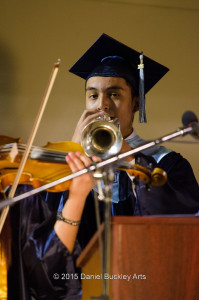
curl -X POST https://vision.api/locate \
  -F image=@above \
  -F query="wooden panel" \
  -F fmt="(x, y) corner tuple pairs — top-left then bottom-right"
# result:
(77, 216), (199, 300)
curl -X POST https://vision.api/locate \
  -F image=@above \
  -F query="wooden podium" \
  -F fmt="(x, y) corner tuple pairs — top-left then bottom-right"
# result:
(77, 216), (199, 300)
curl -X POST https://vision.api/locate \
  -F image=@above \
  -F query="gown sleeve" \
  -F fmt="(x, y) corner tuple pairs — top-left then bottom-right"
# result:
(8, 185), (82, 300)
(134, 152), (199, 215)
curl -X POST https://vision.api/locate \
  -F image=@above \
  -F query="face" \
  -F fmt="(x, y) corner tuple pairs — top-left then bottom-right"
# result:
(85, 76), (138, 138)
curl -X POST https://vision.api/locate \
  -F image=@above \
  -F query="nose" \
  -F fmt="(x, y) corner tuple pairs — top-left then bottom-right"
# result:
(97, 95), (110, 112)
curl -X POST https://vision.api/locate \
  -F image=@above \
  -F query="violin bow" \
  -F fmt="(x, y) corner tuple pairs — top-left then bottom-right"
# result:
(0, 59), (61, 233)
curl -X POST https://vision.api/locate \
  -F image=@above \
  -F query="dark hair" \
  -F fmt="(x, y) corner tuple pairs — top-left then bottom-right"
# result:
(124, 78), (139, 101)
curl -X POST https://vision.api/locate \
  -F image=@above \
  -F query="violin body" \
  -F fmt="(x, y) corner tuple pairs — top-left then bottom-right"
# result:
(0, 135), (167, 194)
(0, 135), (84, 193)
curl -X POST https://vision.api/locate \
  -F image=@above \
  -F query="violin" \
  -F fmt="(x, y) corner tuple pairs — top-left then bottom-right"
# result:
(0, 135), (85, 193)
(0, 135), (167, 194)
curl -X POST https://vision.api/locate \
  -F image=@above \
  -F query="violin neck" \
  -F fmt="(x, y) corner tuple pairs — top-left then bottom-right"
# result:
(0, 143), (67, 164)
(30, 146), (67, 163)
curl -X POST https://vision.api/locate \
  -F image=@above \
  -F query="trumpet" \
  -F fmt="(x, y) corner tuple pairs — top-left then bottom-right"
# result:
(81, 114), (123, 159)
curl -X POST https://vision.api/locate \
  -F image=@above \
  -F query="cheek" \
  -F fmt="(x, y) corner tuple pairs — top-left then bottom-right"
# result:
(86, 99), (97, 110)
(118, 102), (134, 121)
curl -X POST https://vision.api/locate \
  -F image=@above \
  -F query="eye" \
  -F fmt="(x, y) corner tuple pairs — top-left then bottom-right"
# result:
(89, 93), (98, 100)
(109, 92), (120, 98)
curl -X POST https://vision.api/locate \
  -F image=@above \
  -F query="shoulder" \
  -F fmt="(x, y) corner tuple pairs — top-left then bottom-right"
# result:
(158, 151), (193, 173)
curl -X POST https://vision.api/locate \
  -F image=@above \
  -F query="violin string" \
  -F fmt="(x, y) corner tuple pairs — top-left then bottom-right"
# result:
(0, 143), (67, 157)
(0, 143), (68, 161)
(19, 144), (68, 160)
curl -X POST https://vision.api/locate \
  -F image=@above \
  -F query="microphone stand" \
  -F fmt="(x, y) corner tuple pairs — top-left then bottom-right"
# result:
(90, 167), (115, 300)
(89, 125), (196, 300)
(102, 167), (114, 299)
(0, 125), (194, 211)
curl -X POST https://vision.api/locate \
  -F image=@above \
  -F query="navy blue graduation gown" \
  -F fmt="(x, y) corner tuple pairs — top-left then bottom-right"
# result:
(7, 151), (199, 300)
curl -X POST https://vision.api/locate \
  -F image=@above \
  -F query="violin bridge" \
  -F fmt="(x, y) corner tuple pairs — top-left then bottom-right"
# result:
(9, 143), (18, 163)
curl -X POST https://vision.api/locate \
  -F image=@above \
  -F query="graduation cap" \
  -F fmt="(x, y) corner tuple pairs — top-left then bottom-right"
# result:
(69, 33), (169, 123)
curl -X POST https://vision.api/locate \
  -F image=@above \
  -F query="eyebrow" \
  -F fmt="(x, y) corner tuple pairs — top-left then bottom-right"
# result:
(86, 86), (124, 92)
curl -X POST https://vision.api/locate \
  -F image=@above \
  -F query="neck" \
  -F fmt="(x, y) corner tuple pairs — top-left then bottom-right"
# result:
(122, 128), (134, 139)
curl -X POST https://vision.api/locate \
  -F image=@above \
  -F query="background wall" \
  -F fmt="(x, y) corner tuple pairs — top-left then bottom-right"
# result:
(0, 0), (198, 181)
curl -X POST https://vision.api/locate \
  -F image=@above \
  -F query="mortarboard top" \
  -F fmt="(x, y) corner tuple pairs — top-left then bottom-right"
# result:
(69, 33), (169, 122)
(69, 33), (169, 94)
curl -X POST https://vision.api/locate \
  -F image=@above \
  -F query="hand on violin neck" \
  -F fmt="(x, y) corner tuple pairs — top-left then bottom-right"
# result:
(65, 152), (101, 199)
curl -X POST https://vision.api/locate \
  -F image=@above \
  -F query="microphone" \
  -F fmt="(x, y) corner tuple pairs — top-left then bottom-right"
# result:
(182, 111), (199, 139)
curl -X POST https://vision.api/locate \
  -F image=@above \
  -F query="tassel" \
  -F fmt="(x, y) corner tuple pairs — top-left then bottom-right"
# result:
(138, 52), (146, 123)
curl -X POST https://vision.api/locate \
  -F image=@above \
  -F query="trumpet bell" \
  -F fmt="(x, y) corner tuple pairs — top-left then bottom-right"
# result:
(81, 118), (123, 159)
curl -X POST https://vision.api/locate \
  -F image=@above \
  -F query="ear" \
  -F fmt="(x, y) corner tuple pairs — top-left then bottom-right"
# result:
(132, 96), (139, 113)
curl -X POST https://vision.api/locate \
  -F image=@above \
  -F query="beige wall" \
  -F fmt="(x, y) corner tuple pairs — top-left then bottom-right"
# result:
(0, 0), (198, 181)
